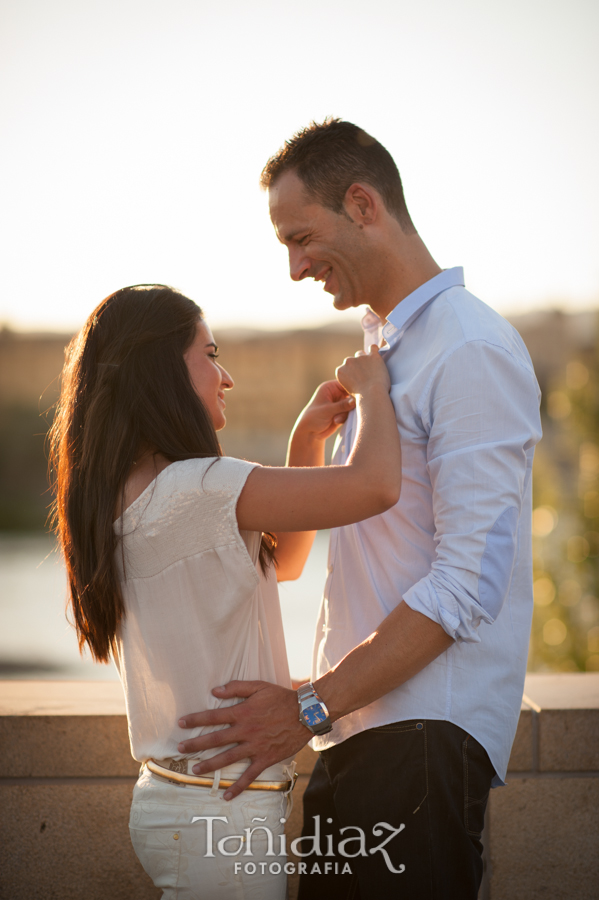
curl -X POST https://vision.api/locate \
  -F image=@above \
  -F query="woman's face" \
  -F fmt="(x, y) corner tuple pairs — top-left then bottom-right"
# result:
(184, 320), (233, 431)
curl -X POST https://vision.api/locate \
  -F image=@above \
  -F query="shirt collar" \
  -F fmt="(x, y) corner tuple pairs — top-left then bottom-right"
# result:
(361, 266), (465, 348)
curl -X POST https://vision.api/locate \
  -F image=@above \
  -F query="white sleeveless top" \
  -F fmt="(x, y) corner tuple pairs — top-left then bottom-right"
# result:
(112, 456), (291, 765)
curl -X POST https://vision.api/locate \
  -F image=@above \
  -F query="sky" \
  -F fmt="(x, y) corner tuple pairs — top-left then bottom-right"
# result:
(1, 0), (598, 333)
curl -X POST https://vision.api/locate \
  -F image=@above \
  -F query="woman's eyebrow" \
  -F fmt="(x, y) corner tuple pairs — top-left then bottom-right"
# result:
(205, 342), (219, 352)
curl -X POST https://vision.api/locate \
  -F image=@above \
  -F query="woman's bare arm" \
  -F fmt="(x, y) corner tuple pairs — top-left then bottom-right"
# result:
(236, 346), (401, 534)
(274, 380), (354, 581)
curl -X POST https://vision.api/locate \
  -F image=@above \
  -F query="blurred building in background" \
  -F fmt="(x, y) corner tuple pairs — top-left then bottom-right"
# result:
(1, 310), (598, 673)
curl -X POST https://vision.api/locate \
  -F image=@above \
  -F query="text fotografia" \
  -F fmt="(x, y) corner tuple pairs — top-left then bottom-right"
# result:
(190, 814), (406, 874)
(235, 861), (352, 876)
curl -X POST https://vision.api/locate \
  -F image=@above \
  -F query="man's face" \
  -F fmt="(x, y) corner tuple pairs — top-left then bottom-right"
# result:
(268, 170), (369, 312)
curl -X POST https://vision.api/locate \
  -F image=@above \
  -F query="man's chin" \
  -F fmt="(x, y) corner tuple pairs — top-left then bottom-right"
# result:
(332, 296), (357, 312)
(332, 292), (351, 311)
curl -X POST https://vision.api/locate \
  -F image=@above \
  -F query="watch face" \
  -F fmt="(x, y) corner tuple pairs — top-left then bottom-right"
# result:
(303, 703), (327, 727)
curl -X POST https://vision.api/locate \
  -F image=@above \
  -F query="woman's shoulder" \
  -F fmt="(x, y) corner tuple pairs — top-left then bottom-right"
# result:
(118, 456), (259, 526)
(115, 456), (263, 576)
(165, 456), (259, 494)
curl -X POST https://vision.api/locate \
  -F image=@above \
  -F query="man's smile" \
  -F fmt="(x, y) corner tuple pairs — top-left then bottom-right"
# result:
(314, 267), (333, 290)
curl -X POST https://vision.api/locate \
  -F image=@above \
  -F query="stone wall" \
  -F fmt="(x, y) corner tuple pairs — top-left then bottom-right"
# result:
(486, 673), (599, 899)
(1, 675), (597, 899)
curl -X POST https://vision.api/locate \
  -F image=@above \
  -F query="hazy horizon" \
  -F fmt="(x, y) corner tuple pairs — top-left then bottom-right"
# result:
(2, 300), (598, 338)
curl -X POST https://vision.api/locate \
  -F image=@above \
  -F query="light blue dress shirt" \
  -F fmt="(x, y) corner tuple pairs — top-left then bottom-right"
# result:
(310, 267), (542, 785)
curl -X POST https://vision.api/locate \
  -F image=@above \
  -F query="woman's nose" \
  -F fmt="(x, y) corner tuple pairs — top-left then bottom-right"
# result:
(220, 365), (234, 390)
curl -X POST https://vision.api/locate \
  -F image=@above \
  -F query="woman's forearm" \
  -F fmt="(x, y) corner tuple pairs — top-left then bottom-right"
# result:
(236, 352), (401, 534)
(345, 383), (401, 506)
(275, 431), (324, 581)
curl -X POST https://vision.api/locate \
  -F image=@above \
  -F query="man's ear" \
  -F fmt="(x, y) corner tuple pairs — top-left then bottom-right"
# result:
(344, 182), (378, 226)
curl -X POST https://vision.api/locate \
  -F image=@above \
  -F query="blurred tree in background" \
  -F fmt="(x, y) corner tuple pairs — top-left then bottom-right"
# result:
(529, 319), (599, 672)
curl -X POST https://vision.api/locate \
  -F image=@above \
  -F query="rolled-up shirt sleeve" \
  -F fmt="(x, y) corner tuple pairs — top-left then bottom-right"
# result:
(402, 339), (542, 642)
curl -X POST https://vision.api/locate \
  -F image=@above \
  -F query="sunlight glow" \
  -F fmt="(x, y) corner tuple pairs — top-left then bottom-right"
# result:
(1, 0), (597, 332)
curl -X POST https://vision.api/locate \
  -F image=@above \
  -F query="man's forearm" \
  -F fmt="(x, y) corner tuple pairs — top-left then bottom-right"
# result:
(314, 600), (453, 721)
(176, 600), (453, 799)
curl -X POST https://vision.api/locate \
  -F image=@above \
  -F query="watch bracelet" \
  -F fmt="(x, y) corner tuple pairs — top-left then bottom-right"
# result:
(297, 682), (333, 735)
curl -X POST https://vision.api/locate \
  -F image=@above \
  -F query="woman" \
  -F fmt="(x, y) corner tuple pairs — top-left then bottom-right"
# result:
(50, 284), (401, 899)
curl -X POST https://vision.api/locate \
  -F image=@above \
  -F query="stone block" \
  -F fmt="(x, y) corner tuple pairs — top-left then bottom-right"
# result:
(0, 681), (138, 777)
(0, 715), (139, 777)
(521, 673), (599, 772)
(539, 709), (599, 772)
(0, 680), (126, 716)
(489, 776), (599, 900)
(523, 673), (599, 710)
(507, 708), (533, 771)
(0, 782), (159, 900)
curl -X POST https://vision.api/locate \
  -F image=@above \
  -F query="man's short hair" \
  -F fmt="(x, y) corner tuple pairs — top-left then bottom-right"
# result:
(260, 118), (416, 234)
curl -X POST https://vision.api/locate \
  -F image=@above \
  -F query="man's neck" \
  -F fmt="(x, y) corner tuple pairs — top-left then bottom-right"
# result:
(367, 233), (442, 321)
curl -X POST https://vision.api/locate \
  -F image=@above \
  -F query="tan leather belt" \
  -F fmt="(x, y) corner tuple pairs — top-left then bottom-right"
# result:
(146, 758), (297, 793)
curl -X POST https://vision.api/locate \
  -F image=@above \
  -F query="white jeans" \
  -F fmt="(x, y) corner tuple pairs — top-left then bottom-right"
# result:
(129, 764), (293, 899)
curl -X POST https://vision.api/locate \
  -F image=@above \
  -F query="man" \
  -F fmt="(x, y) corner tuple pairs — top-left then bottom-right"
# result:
(178, 119), (542, 898)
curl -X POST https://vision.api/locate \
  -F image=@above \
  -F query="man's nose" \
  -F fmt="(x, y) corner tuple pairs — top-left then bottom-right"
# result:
(288, 245), (311, 282)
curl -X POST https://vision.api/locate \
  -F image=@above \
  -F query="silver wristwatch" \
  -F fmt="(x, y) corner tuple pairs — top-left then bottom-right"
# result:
(297, 682), (333, 735)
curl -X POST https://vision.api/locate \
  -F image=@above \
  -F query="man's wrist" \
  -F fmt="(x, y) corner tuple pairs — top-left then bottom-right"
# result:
(297, 682), (333, 735)
(311, 672), (345, 723)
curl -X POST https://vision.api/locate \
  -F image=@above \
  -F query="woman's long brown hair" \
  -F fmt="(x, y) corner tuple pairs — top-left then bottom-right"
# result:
(49, 285), (275, 663)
